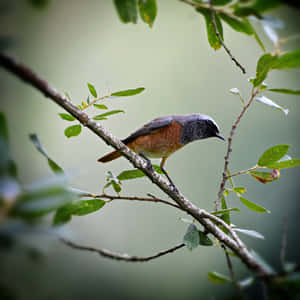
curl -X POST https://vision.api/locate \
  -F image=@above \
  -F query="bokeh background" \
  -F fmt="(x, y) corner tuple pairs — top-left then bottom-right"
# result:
(0, 0), (300, 299)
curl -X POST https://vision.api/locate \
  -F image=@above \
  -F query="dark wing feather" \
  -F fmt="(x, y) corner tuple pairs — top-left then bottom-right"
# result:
(122, 116), (173, 145)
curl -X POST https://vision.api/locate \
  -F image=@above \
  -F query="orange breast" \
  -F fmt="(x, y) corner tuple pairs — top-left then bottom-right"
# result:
(128, 121), (184, 158)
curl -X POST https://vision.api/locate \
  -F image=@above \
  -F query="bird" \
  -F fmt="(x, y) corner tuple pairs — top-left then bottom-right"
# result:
(98, 114), (225, 188)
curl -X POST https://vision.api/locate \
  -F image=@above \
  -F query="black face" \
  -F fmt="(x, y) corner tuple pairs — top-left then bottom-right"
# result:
(180, 118), (225, 144)
(206, 120), (225, 141)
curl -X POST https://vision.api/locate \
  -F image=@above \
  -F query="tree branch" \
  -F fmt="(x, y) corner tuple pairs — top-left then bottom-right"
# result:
(222, 245), (244, 299)
(79, 192), (182, 210)
(60, 237), (185, 262)
(216, 87), (260, 210)
(0, 52), (272, 276)
(180, 0), (246, 74)
(208, 0), (246, 74)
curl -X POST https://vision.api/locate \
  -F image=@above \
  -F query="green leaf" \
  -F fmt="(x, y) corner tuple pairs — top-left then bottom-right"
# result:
(258, 145), (290, 167)
(233, 187), (246, 194)
(113, 0), (138, 24)
(250, 0), (282, 13)
(219, 13), (253, 35)
(117, 165), (163, 181)
(64, 124), (82, 138)
(29, 134), (63, 174)
(199, 231), (213, 246)
(58, 113), (75, 122)
(87, 83), (98, 98)
(93, 104), (108, 110)
(233, 0), (281, 16)
(272, 49), (300, 70)
(233, 228), (264, 239)
(93, 110), (124, 120)
(250, 170), (280, 184)
(53, 204), (73, 225)
(183, 224), (200, 250)
(138, 0), (157, 28)
(239, 196), (269, 213)
(53, 199), (106, 225)
(71, 199), (106, 216)
(208, 272), (230, 284)
(212, 0), (232, 5)
(233, 6), (260, 18)
(253, 53), (278, 87)
(112, 181), (122, 193)
(267, 88), (300, 95)
(256, 95), (289, 115)
(111, 87), (145, 97)
(266, 159), (300, 169)
(220, 195), (230, 228)
(196, 7), (223, 50)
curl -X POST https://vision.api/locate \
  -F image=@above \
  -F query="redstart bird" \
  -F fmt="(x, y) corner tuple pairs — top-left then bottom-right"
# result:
(98, 114), (224, 187)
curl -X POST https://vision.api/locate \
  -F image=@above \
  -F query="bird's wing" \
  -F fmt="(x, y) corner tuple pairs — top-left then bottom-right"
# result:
(122, 116), (174, 145)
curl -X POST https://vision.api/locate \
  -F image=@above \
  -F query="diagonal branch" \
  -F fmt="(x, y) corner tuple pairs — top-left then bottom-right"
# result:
(0, 52), (272, 276)
(216, 87), (260, 209)
(208, 0), (246, 74)
(180, 0), (246, 73)
(60, 238), (185, 262)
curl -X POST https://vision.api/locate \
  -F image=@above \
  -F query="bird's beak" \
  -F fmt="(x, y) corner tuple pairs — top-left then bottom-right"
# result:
(216, 133), (225, 141)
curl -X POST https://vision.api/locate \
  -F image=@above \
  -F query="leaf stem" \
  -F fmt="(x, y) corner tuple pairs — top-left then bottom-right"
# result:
(83, 93), (111, 110)
(226, 165), (260, 178)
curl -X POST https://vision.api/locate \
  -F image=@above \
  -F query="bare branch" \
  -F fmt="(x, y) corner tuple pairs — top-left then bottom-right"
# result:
(216, 87), (260, 210)
(80, 192), (182, 210)
(0, 52), (272, 276)
(60, 237), (185, 262)
(208, 0), (246, 74)
(180, 0), (246, 74)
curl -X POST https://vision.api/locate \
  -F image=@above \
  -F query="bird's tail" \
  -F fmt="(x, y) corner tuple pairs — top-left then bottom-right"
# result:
(98, 150), (122, 163)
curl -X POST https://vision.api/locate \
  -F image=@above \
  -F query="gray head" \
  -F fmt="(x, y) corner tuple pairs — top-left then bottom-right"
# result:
(177, 114), (225, 144)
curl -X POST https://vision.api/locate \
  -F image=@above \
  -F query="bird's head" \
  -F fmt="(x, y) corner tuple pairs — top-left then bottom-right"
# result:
(179, 114), (225, 144)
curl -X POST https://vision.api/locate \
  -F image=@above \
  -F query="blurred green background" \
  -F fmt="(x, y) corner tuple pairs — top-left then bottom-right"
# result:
(0, 0), (300, 299)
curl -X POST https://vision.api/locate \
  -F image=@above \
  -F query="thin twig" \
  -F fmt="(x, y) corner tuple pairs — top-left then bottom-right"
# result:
(216, 87), (260, 210)
(222, 245), (244, 299)
(82, 93), (111, 110)
(0, 52), (272, 276)
(80, 192), (182, 210)
(60, 237), (185, 262)
(226, 165), (260, 178)
(208, 0), (246, 74)
(280, 216), (287, 271)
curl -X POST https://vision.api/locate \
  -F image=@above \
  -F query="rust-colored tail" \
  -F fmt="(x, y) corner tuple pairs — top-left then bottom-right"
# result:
(98, 150), (122, 163)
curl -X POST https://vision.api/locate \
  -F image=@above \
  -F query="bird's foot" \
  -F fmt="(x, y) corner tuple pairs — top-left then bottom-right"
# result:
(161, 167), (179, 193)
(140, 153), (155, 172)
